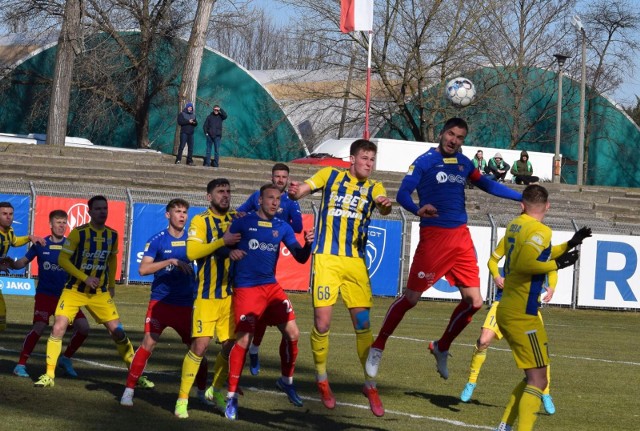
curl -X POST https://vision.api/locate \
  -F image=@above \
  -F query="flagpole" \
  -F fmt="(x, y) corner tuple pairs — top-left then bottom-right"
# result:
(364, 30), (372, 140)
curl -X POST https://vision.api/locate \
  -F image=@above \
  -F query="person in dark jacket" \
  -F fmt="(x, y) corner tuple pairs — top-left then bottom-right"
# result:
(487, 152), (510, 182)
(176, 102), (197, 165)
(203, 105), (228, 167)
(511, 150), (539, 185)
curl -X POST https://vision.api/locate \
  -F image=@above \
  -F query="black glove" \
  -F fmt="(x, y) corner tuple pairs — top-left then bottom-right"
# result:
(555, 250), (580, 269)
(567, 226), (592, 249)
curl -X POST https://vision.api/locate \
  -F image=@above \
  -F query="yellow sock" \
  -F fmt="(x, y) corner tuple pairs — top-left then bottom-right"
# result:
(179, 350), (202, 399)
(501, 379), (526, 425)
(310, 327), (329, 376)
(543, 364), (551, 395)
(468, 346), (487, 384)
(212, 352), (228, 391)
(355, 328), (373, 378)
(46, 335), (63, 378)
(115, 336), (135, 367)
(518, 385), (543, 431)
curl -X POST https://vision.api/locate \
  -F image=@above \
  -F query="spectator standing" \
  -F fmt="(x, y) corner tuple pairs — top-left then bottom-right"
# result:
(487, 153), (510, 182)
(203, 105), (227, 167)
(176, 102), (197, 166)
(511, 150), (539, 185)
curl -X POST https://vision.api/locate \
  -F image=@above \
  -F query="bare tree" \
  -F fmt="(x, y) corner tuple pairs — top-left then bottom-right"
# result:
(173, 0), (216, 155)
(578, 0), (640, 183)
(46, 0), (83, 147)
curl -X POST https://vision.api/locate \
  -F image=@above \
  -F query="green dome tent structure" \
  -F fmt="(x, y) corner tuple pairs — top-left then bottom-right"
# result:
(375, 66), (640, 187)
(0, 33), (305, 162)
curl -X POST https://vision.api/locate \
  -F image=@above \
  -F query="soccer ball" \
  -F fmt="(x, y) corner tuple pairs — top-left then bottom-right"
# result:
(446, 77), (476, 107)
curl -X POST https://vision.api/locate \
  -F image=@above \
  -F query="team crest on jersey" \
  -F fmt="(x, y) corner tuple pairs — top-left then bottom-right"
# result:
(272, 230), (279, 238)
(188, 229), (197, 237)
(359, 186), (369, 195)
(365, 226), (386, 277)
(459, 165), (464, 172)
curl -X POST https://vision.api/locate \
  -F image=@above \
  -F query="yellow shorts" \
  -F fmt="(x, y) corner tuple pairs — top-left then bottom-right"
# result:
(496, 305), (549, 369)
(481, 301), (503, 340)
(56, 288), (119, 325)
(191, 296), (234, 342)
(0, 292), (6, 331)
(312, 254), (373, 309)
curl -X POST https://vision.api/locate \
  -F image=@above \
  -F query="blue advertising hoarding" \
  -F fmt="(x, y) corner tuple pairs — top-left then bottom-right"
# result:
(366, 219), (402, 297)
(128, 202), (207, 282)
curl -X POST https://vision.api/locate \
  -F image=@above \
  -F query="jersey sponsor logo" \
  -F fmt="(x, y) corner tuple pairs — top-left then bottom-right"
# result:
(327, 208), (363, 220)
(442, 157), (458, 164)
(82, 249), (111, 260)
(42, 261), (64, 272)
(329, 191), (365, 211)
(171, 241), (186, 246)
(258, 221), (272, 228)
(248, 239), (279, 252)
(67, 203), (90, 231)
(80, 262), (106, 271)
(436, 171), (466, 185)
(50, 245), (62, 250)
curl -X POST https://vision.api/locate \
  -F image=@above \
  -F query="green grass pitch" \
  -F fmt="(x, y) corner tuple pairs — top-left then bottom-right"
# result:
(1, 287), (638, 430)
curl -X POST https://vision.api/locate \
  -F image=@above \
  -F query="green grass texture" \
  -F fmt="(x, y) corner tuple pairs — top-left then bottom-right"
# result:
(1, 287), (638, 431)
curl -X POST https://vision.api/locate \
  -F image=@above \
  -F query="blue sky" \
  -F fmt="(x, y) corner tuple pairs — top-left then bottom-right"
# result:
(261, 0), (639, 107)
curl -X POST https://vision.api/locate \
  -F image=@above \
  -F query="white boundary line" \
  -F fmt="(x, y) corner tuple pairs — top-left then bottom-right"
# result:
(0, 345), (493, 429)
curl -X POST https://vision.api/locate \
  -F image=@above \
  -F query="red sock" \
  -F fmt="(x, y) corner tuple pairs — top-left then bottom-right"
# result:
(18, 330), (41, 365)
(252, 319), (267, 347)
(371, 295), (416, 350)
(437, 300), (481, 351)
(195, 355), (209, 390)
(126, 346), (152, 388)
(227, 343), (247, 394)
(63, 330), (88, 358)
(279, 337), (298, 378)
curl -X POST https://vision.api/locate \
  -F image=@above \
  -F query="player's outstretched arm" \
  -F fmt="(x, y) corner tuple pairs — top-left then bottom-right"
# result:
(473, 174), (522, 201)
(288, 180), (313, 201)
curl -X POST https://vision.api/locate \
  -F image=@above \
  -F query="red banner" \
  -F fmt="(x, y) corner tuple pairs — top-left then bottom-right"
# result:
(32, 196), (127, 280)
(275, 214), (314, 292)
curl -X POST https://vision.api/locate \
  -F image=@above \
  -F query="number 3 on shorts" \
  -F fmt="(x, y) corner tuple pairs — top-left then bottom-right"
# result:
(316, 286), (330, 301)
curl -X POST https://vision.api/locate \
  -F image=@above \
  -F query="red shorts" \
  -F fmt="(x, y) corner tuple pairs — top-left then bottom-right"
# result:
(34, 292), (86, 324)
(407, 225), (480, 292)
(144, 300), (193, 344)
(233, 283), (295, 334)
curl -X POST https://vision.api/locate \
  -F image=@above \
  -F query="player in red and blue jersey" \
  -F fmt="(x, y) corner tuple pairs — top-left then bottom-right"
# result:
(366, 118), (522, 383)
(121, 198), (208, 407)
(223, 183), (313, 421)
(237, 163), (303, 376)
(11, 210), (89, 379)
